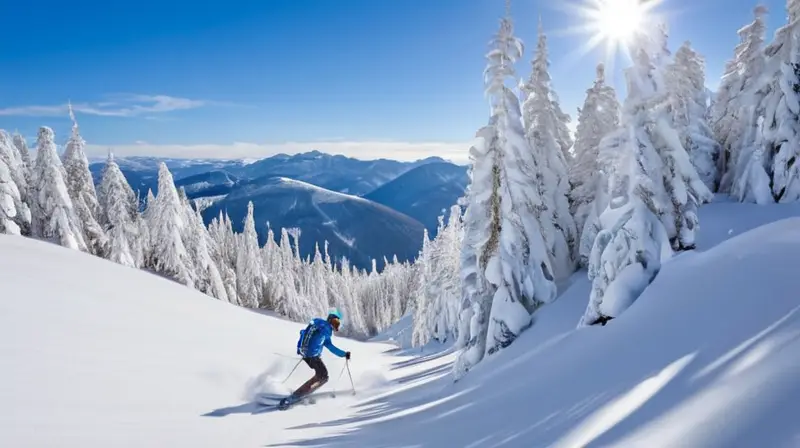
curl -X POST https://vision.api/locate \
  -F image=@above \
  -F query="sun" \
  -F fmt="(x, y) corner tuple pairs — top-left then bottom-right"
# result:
(591, 0), (647, 44)
(553, 0), (665, 72)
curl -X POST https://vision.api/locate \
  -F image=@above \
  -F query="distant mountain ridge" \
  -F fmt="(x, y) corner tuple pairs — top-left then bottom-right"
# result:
(364, 162), (469, 236)
(175, 170), (240, 199)
(89, 151), (451, 197)
(88, 151), (467, 268)
(235, 150), (449, 195)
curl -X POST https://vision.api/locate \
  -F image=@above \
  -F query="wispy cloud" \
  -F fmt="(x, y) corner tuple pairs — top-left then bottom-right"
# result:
(0, 94), (218, 117)
(84, 140), (472, 164)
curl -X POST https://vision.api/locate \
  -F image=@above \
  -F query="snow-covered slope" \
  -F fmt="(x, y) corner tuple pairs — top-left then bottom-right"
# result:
(4, 200), (800, 447)
(0, 234), (405, 447)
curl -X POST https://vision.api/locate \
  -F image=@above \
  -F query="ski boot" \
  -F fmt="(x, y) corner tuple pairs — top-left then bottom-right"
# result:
(277, 396), (295, 411)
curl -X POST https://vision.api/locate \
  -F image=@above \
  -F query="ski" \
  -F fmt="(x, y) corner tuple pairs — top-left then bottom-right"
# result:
(255, 389), (353, 410)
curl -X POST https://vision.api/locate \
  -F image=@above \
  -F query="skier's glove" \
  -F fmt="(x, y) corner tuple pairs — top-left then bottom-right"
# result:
(297, 348), (301, 356)
(345, 352), (351, 360)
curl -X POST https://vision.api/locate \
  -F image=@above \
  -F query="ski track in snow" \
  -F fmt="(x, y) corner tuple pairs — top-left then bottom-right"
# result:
(1, 197), (800, 447)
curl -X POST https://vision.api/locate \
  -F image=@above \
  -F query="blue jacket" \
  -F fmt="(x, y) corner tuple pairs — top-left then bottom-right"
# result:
(296, 318), (346, 358)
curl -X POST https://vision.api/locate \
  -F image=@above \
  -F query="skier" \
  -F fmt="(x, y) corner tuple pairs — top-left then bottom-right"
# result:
(280, 309), (351, 409)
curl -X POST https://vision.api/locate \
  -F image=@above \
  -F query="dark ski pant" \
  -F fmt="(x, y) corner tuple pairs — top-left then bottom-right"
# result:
(292, 356), (328, 398)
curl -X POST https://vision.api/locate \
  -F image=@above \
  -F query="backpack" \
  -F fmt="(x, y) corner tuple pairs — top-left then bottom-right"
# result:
(297, 320), (319, 357)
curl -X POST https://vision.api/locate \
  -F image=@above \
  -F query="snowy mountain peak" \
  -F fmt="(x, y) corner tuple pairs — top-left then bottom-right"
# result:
(296, 150), (325, 159)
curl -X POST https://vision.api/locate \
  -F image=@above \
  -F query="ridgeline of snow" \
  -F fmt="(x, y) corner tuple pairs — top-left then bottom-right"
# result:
(275, 177), (369, 204)
(193, 194), (228, 212)
(2, 199), (800, 447)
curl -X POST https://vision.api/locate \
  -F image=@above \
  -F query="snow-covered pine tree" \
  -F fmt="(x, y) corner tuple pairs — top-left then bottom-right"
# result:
(411, 228), (434, 347)
(143, 189), (156, 223)
(235, 201), (264, 308)
(740, 0), (800, 203)
(453, 169), (482, 353)
(427, 205), (463, 344)
(208, 211), (240, 305)
(568, 63), (621, 266)
(10, 132), (33, 232)
(412, 215), (455, 347)
(552, 90), (575, 160)
(717, 5), (769, 194)
(521, 20), (578, 277)
(635, 23), (713, 250)
(519, 19), (574, 160)
(388, 255), (408, 321)
(97, 153), (141, 267)
(61, 105), (108, 256)
(129, 189), (146, 260)
(261, 224), (278, 272)
(337, 256), (369, 338)
(260, 225), (281, 309)
(711, 57), (742, 159)
(308, 242), (330, 314)
(0, 169), (19, 234)
(145, 163), (196, 286)
(581, 37), (673, 326)
(276, 227), (307, 317)
(30, 127), (88, 251)
(321, 241), (368, 338)
(453, 2), (557, 380)
(135, 190), (152, 267)
(667, 42), (721, 191)
(11, 132), (32, 184)
(358, 259), (378, 334)
(186, 204), (229, 302)
(650, 22), (672, 67)
(0, 133), (23, 234)
(580, 189), (670, 326)
(173, 187), (227, 301)
(0, 131), (31, 235)
(453, 138), (495, 374)
(373, 261), (389, 329)
(264, 229), (289, 312)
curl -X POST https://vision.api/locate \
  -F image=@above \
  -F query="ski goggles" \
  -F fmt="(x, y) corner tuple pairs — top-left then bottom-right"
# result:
(329, 316), (341, 331)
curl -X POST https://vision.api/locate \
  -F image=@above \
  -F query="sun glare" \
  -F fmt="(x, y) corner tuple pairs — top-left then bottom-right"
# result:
(593, 0), (644, 43)
(554, 0), (664, 73)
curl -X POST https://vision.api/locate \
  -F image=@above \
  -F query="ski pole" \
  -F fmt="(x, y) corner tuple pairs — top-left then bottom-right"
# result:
(346, 359), (356, 395)
(281, 359), (303, 384)
(331, 363), (347, 397)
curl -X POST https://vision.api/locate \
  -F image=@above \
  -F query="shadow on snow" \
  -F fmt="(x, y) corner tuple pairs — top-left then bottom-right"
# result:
(261, 302), (800, 447)
(203, 400), (280, 417)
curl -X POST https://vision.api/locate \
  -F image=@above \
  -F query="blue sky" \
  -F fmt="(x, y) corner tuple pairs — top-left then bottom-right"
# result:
(0, 0), (790, 162)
